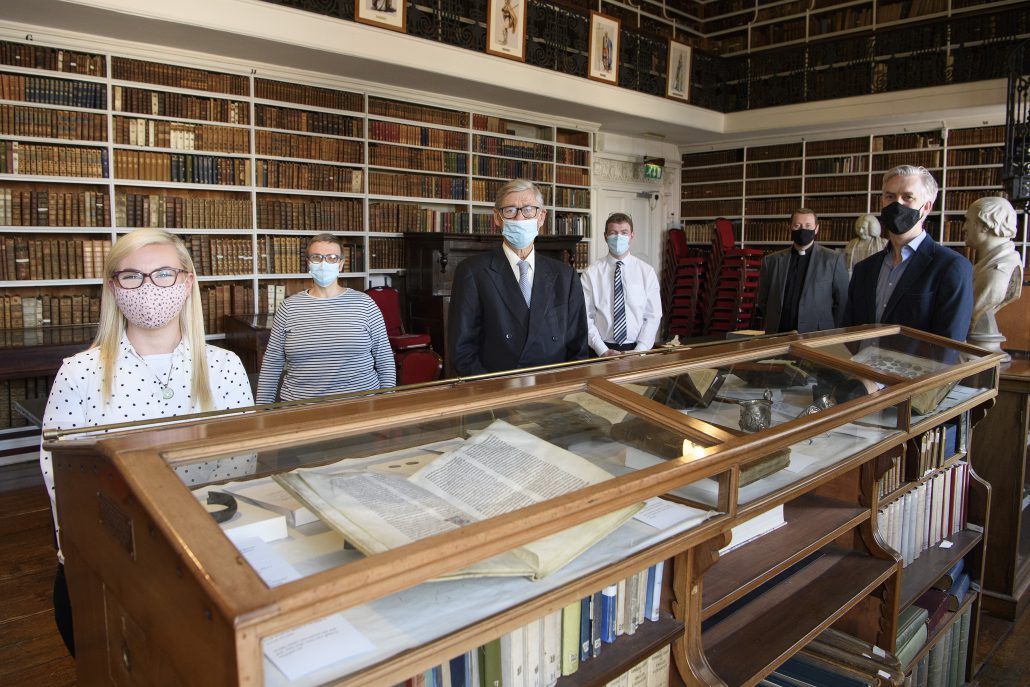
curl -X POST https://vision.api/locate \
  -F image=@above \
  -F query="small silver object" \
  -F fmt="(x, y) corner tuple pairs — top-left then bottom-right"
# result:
(161, 386), (174, 400)
(738, 389), (773, 433)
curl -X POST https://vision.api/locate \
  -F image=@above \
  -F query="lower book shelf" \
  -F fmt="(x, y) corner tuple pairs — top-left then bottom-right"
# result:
(701, 546), (896, 686)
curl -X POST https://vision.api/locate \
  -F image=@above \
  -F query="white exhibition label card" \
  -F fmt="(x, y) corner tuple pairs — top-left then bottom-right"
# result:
(634, 497), (703, 529)
(263, 613), (376, 681)
(226, 534), (301, 588)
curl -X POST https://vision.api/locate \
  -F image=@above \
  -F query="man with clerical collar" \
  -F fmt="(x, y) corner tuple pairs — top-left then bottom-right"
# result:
(756, 208), (849, 334)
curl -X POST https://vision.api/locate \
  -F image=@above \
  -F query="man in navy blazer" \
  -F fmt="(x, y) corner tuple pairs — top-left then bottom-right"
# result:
(448, 179), (589, 375)
(843, 165), (973, 342)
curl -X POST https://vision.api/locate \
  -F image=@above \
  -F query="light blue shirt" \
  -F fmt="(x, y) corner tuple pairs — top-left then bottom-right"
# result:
(875, 230), (927, 322)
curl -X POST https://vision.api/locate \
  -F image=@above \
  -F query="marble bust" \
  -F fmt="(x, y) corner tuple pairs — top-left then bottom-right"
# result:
(845, 214), (887, 274)
(965, 197), (1023, 360)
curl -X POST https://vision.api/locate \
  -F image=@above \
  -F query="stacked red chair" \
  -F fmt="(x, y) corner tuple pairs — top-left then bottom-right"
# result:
(661, 227), (707, 339)
(702, 218), (763, 336)
(365, 286), (443, 386)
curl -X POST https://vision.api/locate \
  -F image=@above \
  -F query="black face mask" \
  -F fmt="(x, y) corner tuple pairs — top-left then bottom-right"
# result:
(791, 228), (816, 247)
(880, 202), (923, 235)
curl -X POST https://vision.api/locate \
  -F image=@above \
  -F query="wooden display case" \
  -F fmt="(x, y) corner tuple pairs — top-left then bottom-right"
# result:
(45, 325), (1001, 685)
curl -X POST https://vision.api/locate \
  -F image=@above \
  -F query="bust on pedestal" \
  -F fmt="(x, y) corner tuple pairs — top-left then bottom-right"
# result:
(844, 214), (887, 275)
(965, 197), (1023, 361)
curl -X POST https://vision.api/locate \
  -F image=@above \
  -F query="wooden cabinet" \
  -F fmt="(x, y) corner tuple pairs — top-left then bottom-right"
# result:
(44, 325), (1001, 685)
(971, 360), (1030, 619)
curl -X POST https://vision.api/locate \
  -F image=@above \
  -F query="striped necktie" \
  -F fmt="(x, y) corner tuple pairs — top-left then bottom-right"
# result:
(613, 260), (626, 344)
(518, 260), (531, 307)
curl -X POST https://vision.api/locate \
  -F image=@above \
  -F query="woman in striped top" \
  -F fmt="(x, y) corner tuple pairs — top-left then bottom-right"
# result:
(256, 233), (396, 403)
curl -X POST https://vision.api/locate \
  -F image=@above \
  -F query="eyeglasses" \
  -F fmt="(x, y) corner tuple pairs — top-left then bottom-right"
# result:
(308, 253), (342, 264)
(789, 224), (817, 230)
(111, 267), (188, 289)
(496, 205), (541, 219)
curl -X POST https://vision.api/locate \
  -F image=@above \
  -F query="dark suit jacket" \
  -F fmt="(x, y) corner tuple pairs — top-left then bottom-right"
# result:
(757, 243), (849, 333)
(843, 233), (973, 342)
(448, 247), (589, 376)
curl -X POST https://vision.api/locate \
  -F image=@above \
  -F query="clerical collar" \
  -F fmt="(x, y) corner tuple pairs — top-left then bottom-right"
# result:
(793, 245), (811, 256)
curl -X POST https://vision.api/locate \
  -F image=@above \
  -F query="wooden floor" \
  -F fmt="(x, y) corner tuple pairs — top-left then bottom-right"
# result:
(1, 464), (1027, 686)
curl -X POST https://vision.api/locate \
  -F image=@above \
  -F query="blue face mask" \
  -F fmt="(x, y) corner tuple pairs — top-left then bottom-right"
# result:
(502, 218), (539, 250)
(309, 261), (340, 288)
(606, 234), (630, 256)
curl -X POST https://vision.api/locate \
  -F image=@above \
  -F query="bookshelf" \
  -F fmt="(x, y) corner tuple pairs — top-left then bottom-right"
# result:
(46, 325), (1001, 685)
(0, 35), (595, 428)
(680, 124), (1028, 268)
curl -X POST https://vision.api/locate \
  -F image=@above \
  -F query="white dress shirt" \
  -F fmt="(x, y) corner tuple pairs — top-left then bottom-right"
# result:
(41, 334), (255, 559)
(581, 252), (663, 355)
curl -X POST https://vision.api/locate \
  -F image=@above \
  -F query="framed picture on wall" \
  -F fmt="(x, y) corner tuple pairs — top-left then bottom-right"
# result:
(666, 40), (692, 102)
(486, 0), (527, 61)
(587, 12), (620, 84)
(355, 0), (407, 33)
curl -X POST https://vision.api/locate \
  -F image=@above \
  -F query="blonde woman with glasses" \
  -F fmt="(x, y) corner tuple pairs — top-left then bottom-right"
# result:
(40, 227), (253, 656)
(256, 232), (395, 403)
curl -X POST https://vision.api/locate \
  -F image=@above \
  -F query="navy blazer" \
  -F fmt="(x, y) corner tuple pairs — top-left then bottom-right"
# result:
(448, 247), (590, 376)
(842, 233), (973, 342)
(756, 243), (849, 333)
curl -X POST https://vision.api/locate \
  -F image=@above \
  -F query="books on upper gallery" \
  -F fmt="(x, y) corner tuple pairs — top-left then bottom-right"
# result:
(276, 419), (644, 580)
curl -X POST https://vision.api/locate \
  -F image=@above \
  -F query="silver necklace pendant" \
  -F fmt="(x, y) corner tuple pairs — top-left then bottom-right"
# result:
(161, 386), (174, 400)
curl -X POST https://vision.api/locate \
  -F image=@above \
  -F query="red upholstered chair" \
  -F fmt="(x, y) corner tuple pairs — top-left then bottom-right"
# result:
(365, 286), (432, 350)
(365, 286), (442, 385)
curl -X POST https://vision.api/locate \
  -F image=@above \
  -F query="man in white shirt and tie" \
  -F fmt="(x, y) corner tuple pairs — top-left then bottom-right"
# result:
(581, 213), (663, 356)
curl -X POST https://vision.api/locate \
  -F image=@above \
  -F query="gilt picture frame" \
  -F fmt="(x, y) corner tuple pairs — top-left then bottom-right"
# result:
(486, 0), (527, 62)
(355, 0), (407, 33)
(666, 40), (692, 102)
(587, 12), (620, 84)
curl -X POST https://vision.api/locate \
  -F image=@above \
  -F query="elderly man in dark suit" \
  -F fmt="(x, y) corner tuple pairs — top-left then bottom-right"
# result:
(447, 179), (589, 375)
(756, 208), (849, 334)
(843, 165), (973, 342)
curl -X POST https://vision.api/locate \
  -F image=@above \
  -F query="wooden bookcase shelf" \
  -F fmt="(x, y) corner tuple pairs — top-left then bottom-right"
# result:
(899, 527), (983, 609)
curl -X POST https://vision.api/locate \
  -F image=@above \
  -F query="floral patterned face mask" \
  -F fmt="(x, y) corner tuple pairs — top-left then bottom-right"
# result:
(114, 281), (189, 329)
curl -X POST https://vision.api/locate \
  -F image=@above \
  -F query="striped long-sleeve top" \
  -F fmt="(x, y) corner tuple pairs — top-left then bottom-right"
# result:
(256, 289), (396, 403)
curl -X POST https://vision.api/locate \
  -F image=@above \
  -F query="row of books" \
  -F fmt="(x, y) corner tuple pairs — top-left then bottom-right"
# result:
(806, 155), (869, 175)
(116, 192), (251, 229)
(255, 104), (362, 138)
(472, 135), (553, 162)
(402, 563), (668, 687)
(187, 236), (254, 276)
(472, 113), (521, 135)
(256, 130), (363, 164)
(880, 455), (905, 500)
(873, 150), (942, 171)
(1, 141), (108, 178)
(908, 421), (960, 478)
(112, 86), (249, 125)
(0, 40), (105, 77)
(0, 188), (110, 227)
(808, 136), (869, 156)
(370, 97), (468, 129)
(904, 606), (972, 687)
(369, 121), (469, 151)
(113, 151), (249, 185)
(1, 293), (101, 328)
(256, 78), (363, 112)
(877, 461), (969, 567)
(257, 197), (362, 232)
(0, 237), (111, 280)
(807, 175), (870, 193)
(747, 160), (803, 178)
(554, 188), (590, 209)
(747, 179), (801, 196)
(368, 237), (404, 270)
(878, 0), (947, 23)
(555, 148), (590, 166)
(683, 200), (742, 217)
(682, 150), (744, 168)
(255, 161), (362, 193)
(113, 57), (249, 96)
(683, 165), (743, 183)
(472, 157), (554, 184)
(811, 6), (872, 35)
(369, 144), (467, 174)
(805, 196), (870, 214)
(942, 190), (1006, 213)
(0, 375), (52, 429)
(114, 116), (250, 154)
(746, 142), (802, 161)
(944, 166), (1001, 187)
(555, 167), (590, 186)
(760, 628), (905, 687)
(1, 104), (107, 142)
(682, 181), (743, 200)
(552, 213), (589, 237)
(368, 172), (468, 200)
(199, 282), (253, 334)
(948, 125), (1004, 147)
(0, 72), (106, 110)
